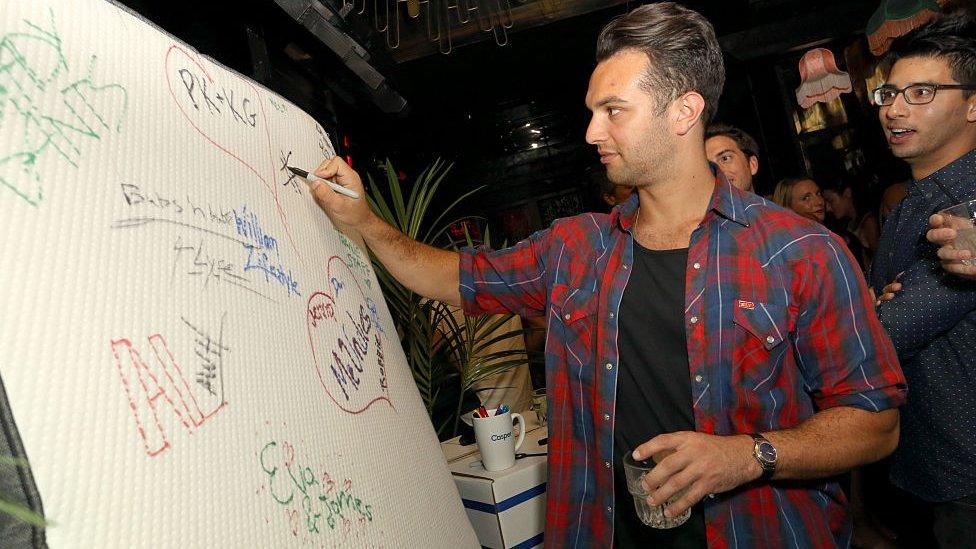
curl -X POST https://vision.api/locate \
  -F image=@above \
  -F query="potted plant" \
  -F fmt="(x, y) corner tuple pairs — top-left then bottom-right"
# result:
(363, 159), (531, 439)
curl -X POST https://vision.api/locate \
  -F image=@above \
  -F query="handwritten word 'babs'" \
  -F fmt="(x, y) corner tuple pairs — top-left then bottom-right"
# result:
(0, 9), (129, 206)
(111, 332), (227, 457)
(120, 182), (235, 227)
(259, 441), (374, 540)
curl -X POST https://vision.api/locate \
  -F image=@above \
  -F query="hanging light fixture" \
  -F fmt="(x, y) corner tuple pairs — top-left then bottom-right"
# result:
(866, 0), (945, 56)
(346, 0), (514, 55)
(795, 48), (854, 109)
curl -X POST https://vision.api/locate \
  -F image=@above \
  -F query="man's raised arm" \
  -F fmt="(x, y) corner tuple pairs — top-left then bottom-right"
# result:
(310, 156), (462, 307)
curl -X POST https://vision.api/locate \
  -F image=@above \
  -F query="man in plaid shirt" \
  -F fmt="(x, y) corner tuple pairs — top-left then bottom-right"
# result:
(311, 4), (906, 547)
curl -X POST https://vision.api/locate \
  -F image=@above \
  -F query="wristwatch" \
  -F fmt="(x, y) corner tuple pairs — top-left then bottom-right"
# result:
(749, 433), (777, 481)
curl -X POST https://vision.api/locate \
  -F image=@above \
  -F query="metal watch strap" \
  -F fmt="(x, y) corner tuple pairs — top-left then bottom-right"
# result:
(749, 432), (775, 482)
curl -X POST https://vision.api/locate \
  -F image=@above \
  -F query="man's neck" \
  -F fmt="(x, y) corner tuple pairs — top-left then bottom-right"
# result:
(910, 141), (976, 181)
(633, 157), (715, 250)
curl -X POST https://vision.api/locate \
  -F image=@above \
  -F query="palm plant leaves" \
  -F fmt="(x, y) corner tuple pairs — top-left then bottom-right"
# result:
(364, 159), (531, 438)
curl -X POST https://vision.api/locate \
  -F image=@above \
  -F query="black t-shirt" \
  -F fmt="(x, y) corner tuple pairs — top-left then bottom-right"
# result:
(613, 244), (706, 548)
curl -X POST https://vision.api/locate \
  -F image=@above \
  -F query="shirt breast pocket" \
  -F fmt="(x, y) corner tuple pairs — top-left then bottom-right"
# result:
(551, 283), (598, 368)
(730, 301), (791, 386)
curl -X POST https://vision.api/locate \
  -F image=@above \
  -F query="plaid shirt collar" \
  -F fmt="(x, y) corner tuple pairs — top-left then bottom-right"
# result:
(611, 166), (751, 233)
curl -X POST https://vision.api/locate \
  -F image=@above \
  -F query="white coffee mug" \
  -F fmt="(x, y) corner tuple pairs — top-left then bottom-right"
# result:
(472, 409), (526, 471)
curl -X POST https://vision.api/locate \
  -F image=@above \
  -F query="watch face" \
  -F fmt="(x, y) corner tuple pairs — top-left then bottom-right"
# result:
(758, 441), (777, 464)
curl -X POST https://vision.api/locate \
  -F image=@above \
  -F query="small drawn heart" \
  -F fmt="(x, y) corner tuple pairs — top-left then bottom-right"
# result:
(307, 256), (393, 414)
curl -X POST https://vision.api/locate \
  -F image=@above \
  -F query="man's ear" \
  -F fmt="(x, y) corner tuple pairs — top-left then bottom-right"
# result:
(748, 155), (759, 176)
(673, 92), (706, 136)
(967, 94), (976, 122)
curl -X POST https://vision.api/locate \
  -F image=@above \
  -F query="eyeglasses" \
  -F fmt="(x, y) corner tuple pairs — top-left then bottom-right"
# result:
(872, 83), (976, 106)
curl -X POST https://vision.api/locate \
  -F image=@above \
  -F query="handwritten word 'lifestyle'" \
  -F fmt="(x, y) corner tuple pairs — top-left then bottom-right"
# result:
(259, 441), (374, 539)
(244, 244), (300, 297)
(111, 332), (227, 457)
(234, 205), (300, 297)
(0, 9), (129, 206)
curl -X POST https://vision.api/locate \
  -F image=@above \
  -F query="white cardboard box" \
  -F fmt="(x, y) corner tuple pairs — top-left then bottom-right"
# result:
(442, 418), (548, 549)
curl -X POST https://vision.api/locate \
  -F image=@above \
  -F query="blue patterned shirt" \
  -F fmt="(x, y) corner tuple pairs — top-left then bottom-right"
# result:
(871, 148), (976, 502)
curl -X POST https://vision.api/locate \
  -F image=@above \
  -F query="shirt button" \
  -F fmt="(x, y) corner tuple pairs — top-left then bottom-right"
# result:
(708, 493), (716, 499)
(690, 316), (699, 324)
(766, 335), (775, 344)
(623, 265), (629, 270)
(695, 374), (703, 383)
(605, 461), (611, 468)
(606, 506), (613, 514)
(564, 313), (571, 321)
(604, 414), (611, 421)
(605, 363), (614, 370)
(609, 312), (615, 319)
(693, 262), (701, 270)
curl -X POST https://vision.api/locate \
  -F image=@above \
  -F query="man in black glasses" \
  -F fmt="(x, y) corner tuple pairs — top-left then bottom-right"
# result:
(870, 11), (976, 548)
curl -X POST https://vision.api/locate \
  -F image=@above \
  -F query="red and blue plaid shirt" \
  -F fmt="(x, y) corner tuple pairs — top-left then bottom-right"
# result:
(460, 177), (906, 548)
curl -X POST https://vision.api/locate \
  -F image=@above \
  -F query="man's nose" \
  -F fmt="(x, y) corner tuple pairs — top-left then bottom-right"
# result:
(585, 116), (604, 145)
(885, 92), (910, 118)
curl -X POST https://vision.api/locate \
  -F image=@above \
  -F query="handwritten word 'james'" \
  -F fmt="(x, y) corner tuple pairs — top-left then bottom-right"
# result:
(111, 331), (227, 457)
(177, 67), (256, 128)
(259, 441), (374, 540)
(0, 10), (129, 206)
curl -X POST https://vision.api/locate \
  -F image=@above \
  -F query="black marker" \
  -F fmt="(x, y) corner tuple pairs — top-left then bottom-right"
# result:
(287, 166), (360, 200)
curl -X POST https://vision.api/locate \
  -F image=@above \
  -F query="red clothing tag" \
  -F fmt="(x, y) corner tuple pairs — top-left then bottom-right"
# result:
(737, 300), (755, 310)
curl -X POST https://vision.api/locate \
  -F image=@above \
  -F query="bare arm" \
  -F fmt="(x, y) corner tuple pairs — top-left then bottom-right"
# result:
(635, 407), (898, 518)
(310, 157), (462, 307)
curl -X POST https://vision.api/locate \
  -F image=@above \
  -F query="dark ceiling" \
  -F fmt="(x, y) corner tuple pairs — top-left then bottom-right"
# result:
(116, 0), (889, 228)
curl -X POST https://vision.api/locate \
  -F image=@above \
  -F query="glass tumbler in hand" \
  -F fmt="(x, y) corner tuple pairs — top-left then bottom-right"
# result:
(622, 452), (691, 529)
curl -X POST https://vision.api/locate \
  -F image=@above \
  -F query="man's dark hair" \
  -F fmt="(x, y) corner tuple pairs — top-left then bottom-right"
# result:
(705, 123), (760, 158)
(887, 10), (976, 97)
(596, 2), (725, 124)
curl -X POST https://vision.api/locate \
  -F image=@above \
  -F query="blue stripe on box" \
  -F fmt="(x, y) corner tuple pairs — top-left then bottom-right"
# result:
(511, 532), (545, 549)
(461, 482), (547, 514)
(479, 531), (545, 549)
